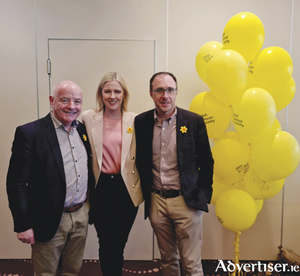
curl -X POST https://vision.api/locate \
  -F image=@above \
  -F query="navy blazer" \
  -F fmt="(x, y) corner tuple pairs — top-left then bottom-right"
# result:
(6, 113), (94, 242)
(134, 107), (214, 219)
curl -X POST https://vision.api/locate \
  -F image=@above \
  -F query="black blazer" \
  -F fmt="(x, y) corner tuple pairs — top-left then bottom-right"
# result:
(6, 113), (94, 242)
(134, 107), (214, 218)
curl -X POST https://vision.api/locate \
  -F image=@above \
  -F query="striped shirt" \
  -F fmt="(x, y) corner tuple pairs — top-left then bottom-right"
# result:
(51, 113), (88, 207)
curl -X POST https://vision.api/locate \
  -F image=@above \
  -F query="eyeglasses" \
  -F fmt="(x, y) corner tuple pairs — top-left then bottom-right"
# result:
(153, 88), (177, 95)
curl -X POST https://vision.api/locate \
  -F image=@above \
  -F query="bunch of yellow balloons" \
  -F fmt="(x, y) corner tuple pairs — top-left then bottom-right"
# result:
(190, 12), (300, 233)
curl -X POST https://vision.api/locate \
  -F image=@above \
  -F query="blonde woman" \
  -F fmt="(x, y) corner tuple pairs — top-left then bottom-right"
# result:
(82, 72), (143, 276)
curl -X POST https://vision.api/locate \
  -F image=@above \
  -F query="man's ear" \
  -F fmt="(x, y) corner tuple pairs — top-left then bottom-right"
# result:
(49, 96), (54, 108)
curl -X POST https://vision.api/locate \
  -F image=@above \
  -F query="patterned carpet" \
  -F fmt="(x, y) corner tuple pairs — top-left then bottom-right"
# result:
(0, 259), (299, 276)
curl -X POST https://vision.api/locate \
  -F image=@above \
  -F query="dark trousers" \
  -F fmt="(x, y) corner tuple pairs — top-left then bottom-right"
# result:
(93, 172), (138, 276)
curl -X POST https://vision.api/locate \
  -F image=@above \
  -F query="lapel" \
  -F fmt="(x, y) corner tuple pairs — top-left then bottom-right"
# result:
(42, 114), (65, 180)
(121, 111), (134, 170)
(142, 110), (155, 163)
(90, 110), (104, 171)
(76, 122), (90, 152)
(176, 107), (188, 171)
(89, 110), (134, 171)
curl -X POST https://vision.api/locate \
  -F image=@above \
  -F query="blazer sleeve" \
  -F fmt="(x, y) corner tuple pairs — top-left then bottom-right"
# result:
(76, 121), (95, 193)
(195, 115), (214, 203)
(6, 126), (33, 233)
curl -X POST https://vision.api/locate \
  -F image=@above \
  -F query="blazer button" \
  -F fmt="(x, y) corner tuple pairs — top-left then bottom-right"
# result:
(131, 156), (135, 160)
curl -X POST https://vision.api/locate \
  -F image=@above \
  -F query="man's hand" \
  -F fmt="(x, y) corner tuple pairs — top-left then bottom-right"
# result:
(17, 228), (35, 244)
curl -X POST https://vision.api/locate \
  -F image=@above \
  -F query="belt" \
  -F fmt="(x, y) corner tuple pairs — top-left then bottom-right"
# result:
(63, 201), (85, 213)
(152, 189), (182, 198)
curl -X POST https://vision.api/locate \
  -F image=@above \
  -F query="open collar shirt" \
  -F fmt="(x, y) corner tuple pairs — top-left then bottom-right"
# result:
(51, 112), (88, 207)
(152, 107), (181, 191)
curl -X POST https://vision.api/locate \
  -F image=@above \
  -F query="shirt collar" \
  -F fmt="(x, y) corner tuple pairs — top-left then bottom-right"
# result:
(154, 107), (177, 125)
(50, 111), (78, 131)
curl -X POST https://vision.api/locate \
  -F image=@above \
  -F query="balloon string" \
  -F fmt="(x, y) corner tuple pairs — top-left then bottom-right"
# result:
(227, 105), (234, 130)
(229, 231), (243, 276)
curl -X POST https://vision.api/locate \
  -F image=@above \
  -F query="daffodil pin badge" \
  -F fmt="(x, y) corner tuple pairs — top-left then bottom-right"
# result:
(127, 127), (133, 134)
(180, 126), (188, 133)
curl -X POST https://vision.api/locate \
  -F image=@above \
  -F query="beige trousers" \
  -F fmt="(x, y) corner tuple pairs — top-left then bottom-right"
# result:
(149, 192), (203, 276)
(31, 202), (89, 276)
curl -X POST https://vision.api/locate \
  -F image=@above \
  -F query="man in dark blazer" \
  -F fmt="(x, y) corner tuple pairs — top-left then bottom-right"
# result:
(135, 72), (214, 276)
(6, 80), (94, 276)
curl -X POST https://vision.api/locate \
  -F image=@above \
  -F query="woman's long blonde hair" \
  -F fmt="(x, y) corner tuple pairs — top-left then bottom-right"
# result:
(96, 72), (129, 112)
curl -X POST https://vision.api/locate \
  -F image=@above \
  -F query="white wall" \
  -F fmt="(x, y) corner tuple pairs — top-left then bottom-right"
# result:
(1, 0), (299, 261)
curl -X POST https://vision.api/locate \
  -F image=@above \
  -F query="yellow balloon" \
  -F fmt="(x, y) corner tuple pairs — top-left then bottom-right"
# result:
(251, 118), (281, 146)
(248, 47), (293, 93)
(214, 131), (249, 150)
(261, 179), (285, 199)
(232, 87), (276, 143)
(255, 199), (264, 214)
(223, 12), (265, 62)
(271, 77), (296, 111)
(195, 41), (223, 83)
(206, 50), (248, 106)
(212, 138), (250, 183)
(243, 170), (285, 200)
(210, 179), (229, 205)
(251, 130), (300, 181)
(266, 118), (282, 133)
(215, 189), (257, 232)
(189, 91), (231, 139)
(215, 131), (241, 142)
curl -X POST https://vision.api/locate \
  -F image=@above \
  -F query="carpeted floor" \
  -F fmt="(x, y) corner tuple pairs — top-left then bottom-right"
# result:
(0, 259), (299, 275)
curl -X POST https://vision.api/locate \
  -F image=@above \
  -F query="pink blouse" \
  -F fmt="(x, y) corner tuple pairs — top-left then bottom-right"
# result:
(101, 116), (122, 174)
